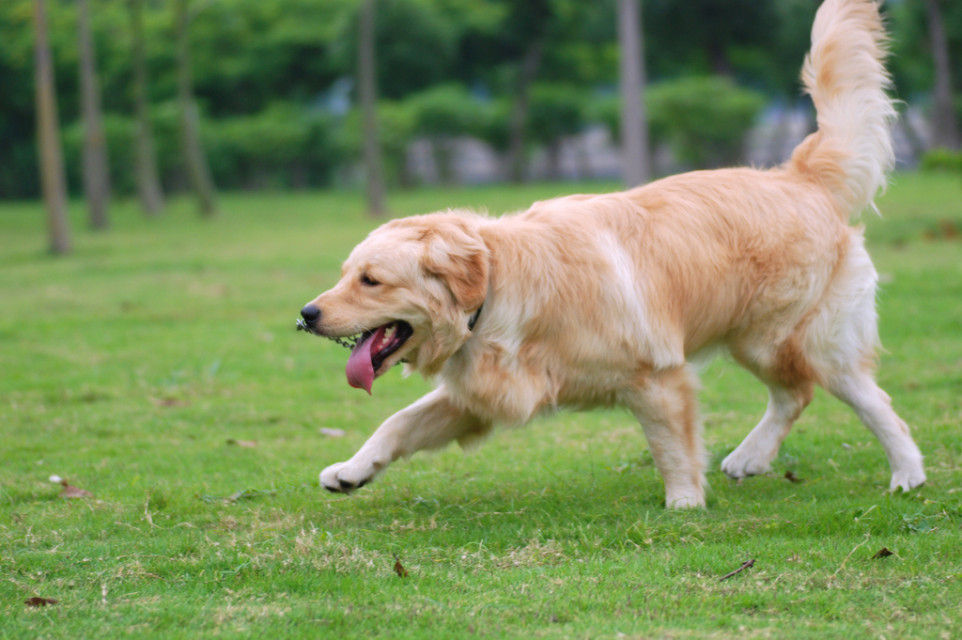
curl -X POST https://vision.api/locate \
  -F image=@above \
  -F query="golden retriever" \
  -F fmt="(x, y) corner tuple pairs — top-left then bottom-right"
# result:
(299, 0), (925, 507)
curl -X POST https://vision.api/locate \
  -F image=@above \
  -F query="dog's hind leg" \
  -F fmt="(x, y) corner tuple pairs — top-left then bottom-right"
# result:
(806, 240), (924, 491)
(623, 366), (706, 508)
(822, 371), (925, 491)
(320, 386), (489, 493)
(721, 381), (813, 479)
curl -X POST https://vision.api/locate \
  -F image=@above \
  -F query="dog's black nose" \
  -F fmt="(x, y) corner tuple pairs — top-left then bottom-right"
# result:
(300, 304), (321, 325)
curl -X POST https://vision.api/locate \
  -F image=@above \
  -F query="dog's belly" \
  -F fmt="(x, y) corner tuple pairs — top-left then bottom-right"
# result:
(442, 337), (653, 424)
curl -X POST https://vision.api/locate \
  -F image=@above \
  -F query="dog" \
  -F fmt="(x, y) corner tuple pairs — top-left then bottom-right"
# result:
(298, 0), (925, 508)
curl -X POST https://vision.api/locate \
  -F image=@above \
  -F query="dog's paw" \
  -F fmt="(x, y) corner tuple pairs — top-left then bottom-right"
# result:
(721, 447), (772, 479)
(319, 461), (374, 493)
(889, 465), (926, 492)
(665, 492), (706, 509)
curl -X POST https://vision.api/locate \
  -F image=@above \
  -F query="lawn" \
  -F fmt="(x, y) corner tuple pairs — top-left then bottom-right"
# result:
(1, 173), (960, 638)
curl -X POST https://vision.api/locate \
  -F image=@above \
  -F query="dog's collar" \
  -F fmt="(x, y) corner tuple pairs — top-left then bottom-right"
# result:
(468, 302), (484, 332)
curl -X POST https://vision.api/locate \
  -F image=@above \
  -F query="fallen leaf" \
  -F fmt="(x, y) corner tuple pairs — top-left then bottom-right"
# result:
(151, 396), (186, 407)
(784, 470), (803, 483)
(320, 428), (345, 438)
(225, 439), (258, 448)
(939, 219), (959, 239)
(393, 556), (409, 578)
(24, 597), (58, 607)
(50, 475), (92, 499)
(61, 483), (93, 499)
(871, 547), (894, 559)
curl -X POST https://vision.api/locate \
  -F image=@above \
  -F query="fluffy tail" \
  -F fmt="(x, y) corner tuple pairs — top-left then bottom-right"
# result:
(788, 0), (896, 218)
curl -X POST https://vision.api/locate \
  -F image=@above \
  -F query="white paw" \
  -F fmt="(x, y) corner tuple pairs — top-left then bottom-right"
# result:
(889, 464), (926, 492)
(319, 460), (376, 493)
(665, 490), (706, 509)
(721, 446), (773, 479)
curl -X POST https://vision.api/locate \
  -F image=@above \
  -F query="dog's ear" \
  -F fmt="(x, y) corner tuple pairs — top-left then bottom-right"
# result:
(421, 219), (489, 311)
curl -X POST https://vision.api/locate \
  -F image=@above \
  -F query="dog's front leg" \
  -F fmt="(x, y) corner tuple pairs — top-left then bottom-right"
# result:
(320, 387), (487, 493)
(623, 367), (706, 508)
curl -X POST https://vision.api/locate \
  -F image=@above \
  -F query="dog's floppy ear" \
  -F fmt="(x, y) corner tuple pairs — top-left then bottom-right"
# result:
(421, 218), (489, 311)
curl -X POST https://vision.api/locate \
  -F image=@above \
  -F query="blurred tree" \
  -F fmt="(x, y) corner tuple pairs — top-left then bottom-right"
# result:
(78, 0), (110, 229)
(340, 0), (457, 101)
(644, 0), (783, 85)
(617, 0), (650, 186)
(925, 0), (960, 149)
(129, 0), (165, 215)
(526, 83), (585, 179)
(646, 76), (765, 168)
(3, 0), (962, 200)
(34, 0), (71, 254)
(175, 0), (217, 216)
(359, 0), (385, 217)
(504, 0), (551, 182)
(406, 84), (486, 183)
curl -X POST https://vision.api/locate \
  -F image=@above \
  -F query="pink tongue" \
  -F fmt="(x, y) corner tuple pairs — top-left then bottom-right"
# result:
(345, 328), (382, 394)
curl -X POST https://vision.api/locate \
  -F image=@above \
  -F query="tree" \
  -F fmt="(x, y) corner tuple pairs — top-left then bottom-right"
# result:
(527, 83), (586, 179)
(617, 0), (650, 186)
(175, 0), (217, 216)
(34, 0), (71, 254)
(505, 37), (545, 182)
(129, 0), (164, 215)
(925, 0), (960, 149)
(501, 0), (556, 183)
(78, 0), (110, 229)
(358, 0), (385, 217)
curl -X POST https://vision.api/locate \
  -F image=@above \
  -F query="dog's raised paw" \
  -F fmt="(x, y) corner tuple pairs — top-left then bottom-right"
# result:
(720, 448), (772, 480)
(320, 461), (374, 494)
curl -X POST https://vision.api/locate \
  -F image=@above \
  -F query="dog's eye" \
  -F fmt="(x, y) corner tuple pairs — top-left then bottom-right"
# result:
(360, 274), (380, 287)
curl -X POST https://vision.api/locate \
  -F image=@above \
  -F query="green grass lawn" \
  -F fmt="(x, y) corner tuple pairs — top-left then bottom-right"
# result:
(1, 174), (961, 638)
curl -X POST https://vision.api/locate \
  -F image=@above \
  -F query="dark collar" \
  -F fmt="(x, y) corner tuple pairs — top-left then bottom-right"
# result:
(468, 302), (484, 332)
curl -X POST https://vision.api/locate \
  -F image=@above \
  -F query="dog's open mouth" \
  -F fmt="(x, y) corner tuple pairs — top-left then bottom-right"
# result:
(344, 321), (413, 394)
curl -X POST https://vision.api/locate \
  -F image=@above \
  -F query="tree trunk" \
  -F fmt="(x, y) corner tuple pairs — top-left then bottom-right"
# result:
(925, 0), (960, 150)
(359, 0), (386, 217)
(78, 0), (110, 230)
(34, 0), (72, 254)
(546, 140), (562, 180)
(129, 0), (164, 215)
(617, 0), (651, 186)
(505, 39), (544, 183)
(175, 0), (217, 216)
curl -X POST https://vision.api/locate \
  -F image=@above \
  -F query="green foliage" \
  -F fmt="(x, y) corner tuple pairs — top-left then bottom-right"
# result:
(1, 0), (961, 197)
(889, 0), (962, 99)
(589, 76), (765, 169)
(526, 83), (586, 145)
(405, 83), (487, 139)
(1, 176), (961, 637)
(339, 101), (418, 186)
(338, 0), (459, 101)
(474, 97), (512, 153)
(920, 148), (962, 174)
(62, 104), (345, 193)
(647, 75), (765, 168)
(205, 105), (345, 190)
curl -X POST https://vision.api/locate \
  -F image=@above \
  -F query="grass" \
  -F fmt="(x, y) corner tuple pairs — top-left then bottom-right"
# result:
(1, 173), (961, 638)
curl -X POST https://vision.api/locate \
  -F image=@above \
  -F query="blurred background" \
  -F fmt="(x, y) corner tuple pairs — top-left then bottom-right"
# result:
(3, 0), (962, 251)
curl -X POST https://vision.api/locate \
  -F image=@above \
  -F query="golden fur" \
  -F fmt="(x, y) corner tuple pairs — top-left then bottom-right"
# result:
(303, 0), (924, 507)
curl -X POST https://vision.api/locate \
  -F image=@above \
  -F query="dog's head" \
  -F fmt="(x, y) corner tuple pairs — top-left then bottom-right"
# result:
(299, 211), (489, 393)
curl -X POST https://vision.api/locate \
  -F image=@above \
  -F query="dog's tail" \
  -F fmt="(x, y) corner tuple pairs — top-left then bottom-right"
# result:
(787, 0), (896, 218)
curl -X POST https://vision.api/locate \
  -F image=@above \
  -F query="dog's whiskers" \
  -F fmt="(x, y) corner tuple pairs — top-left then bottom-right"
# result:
(295, 318), (363, 350)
